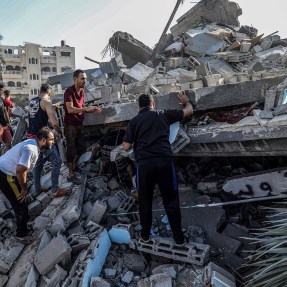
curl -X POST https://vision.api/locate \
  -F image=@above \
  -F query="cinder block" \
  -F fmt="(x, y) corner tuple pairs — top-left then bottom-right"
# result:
(90, 277), (111, 287)
(211, 271), (236, 287)
(117, 196), (135, 213)
(28, 200), (42, 219)
(38, 264), (67, 287)
(34, 234), (72, 275)
(129, 237), (210, 266)
(85, 200), (107, 227)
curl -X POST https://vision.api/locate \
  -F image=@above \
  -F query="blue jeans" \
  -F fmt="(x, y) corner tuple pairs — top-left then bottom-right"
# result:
(33, 144), (62, 194)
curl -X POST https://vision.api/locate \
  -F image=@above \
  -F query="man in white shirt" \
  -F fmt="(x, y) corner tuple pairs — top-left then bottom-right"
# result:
(0, 127), (54, 243)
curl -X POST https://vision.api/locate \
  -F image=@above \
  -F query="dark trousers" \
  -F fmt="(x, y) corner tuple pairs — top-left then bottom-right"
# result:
(136, 159), (184, 243)
(64, 125), (86, 164)
(0, 170), (29, 237)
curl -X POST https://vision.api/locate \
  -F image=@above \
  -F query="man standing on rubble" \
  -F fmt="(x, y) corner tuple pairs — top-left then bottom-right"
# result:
(27, 83), (70, 197)
(0, 127), (54, 243)
(64, 69), (101, 181)
(123, 92), (193, 245)
(0, 84), (12, 152)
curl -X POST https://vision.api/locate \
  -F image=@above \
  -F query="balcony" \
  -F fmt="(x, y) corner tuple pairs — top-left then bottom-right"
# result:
(3, 54), (21, 62)
(40, 56), (56, 64)
(2, 70), (22, 79)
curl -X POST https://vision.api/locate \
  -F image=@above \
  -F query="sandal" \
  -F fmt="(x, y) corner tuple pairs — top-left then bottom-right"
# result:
(15, 235), (35, 245)
(54, 188), (71, 198)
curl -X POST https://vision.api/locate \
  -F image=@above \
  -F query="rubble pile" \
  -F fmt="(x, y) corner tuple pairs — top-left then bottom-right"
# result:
(2, 149), (286, 286)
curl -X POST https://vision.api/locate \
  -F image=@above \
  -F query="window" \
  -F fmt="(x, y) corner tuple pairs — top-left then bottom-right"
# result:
(34, 89), (37, 95)
(6, 65), (13, 71)
(13, 49), (19, 55)
(31, 89), (33, 95)
(36, 59), (38, 64)
(33, 74), (36, 80)
(42, 66), (51, 73)
(5, 49), (12, 54)
(29, 58), (31, 64)
(30, 74), (32, 80)
(37, 75), (39, 80)
(32, 58), (35, 64)
(14, 66), (20, 71)
(7, 81), (15, 87)
(17, 82), (21, 87)
(60, 50), (71, 57)
(52, 67), (57, 73)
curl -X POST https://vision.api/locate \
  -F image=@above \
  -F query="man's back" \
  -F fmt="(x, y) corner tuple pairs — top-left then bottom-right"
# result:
(27, 97), (49, 136)
(124, 108), (183, 162)
(0, 139), (39, 176)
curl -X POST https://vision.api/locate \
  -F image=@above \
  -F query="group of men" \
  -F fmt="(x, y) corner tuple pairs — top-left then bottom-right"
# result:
(0, 68), (193, 246)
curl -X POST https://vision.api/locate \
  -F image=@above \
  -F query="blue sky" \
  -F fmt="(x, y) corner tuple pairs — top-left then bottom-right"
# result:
(1, 0), (286, 69)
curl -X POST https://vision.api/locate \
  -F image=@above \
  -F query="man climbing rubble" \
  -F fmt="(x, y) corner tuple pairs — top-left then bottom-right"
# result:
(63, 69), (101, 182)
(27, 83), (70, 197)
(123, 91), (193, 245)
(0, 127), (54, 243)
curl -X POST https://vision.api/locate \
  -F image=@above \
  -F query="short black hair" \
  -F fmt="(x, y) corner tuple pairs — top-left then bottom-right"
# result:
(40, 83), (52, 94)
(37, 127), (52, 140)
(0, 84), (4, 89)
(73, 69), (85, 79)
(4, 90), (10, 97)
(138, 94), (153, 108)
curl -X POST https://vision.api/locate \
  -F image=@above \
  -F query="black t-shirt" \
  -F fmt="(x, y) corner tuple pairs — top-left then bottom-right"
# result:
(0, 98), (8, 126)
(99, 129), (125, 147)
(123, 107), (184, 162)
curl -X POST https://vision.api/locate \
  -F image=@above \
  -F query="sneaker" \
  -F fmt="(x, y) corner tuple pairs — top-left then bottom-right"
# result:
(175, 237), (188, 247)
(15, 235), (35, 245)
(139, 234), (151, 243)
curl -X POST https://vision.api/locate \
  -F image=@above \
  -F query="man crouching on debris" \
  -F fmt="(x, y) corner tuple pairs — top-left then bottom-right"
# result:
(0, 127), (54, 243)
(123, 92), (193, 245)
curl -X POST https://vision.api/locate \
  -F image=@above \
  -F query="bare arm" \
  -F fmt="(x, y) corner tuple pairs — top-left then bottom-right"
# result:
(123, 142), (132, 150)
(16, 164), (28, 202)
(178, 91), (193, 117)
(4, 106), (11, 125)
(42, 100), (61, 133)
(66, 102), (101, 114)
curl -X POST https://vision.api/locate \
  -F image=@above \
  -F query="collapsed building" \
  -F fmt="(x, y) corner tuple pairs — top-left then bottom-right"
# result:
(1, 0), (287, 286)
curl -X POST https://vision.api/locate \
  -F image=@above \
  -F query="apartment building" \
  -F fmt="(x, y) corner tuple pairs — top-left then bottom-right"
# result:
(0, 41), (75, 100)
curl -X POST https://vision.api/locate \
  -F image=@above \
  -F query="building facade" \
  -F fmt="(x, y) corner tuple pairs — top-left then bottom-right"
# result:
(0, 41), (75, 101)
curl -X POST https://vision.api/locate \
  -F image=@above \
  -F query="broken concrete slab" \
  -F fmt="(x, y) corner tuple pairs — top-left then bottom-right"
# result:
(34, 234), (72, 275)
(170, 0), (242, 38)
(122, 62), (154, 84)
(83, 74), (287, 126)
(223, 168), (287, 197)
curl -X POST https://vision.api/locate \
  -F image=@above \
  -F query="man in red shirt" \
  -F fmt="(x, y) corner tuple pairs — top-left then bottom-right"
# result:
(0, 85), (12, 152)
(4, 90), (13, 113)
(64, 69), (101, 180)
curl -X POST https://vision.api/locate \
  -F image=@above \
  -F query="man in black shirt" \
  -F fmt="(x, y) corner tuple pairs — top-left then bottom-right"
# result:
(123, 92), (193, 244)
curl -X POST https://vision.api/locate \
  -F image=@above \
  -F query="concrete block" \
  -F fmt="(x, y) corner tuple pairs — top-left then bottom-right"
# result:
(107, 179), (120, 191)
(90, 277), (111, 287)
(260, 110), (274, 119)
(138, 273), (172, 287)
(67, 234), (90, 255)
(117, 196), (135, 213)
(38, 264), (67, 287)
(123, 62), (154, 84)
(196, 62), (212, 77)
(211, 271), (236, 287)
(106, 196), (121, 211)
(168, 57), (183, 69)
(101, 86), (113, 103)
(48, 215), (66, 235)
(123, 253), (145, 273)
(85, 200), (107, 227)
(0, 239), (24, 274)
(28, 200), (42, 219)
(190, 79), (204, 89)
(83, 201), (93, 217)
(240, 41), (251, 52)
(264, 89), (277, 110)
(114, 190), (128, 202)
(34, 234), (72, 275)
(108, 224), (132, 244)
(103, 268), (117, 279)
(273, 104), (287, 116)
(130, 237), (210, 266)
(36, 192), (53, 209)
(82, 229), (111, 287)
(0, 198), (11, 217)
(252, 45), (263, 53)
(33, 215), (53, 233)
(121, 271), (134, 284)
